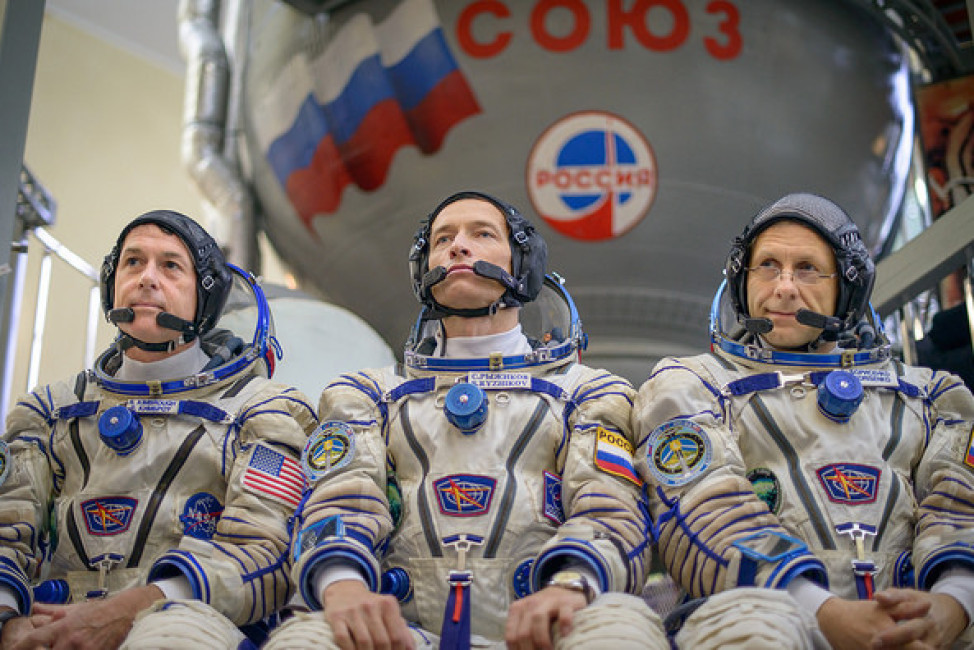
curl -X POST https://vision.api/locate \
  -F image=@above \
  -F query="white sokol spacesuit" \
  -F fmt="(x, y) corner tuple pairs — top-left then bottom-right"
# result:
(0, 211), (317, 648)
(266, 192), (665, 650)
(633, 194), (974, 649)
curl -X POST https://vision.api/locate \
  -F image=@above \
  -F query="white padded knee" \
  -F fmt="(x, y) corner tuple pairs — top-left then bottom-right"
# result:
(121, 599), (247, 650)
(676, 588), (819, 650)
(264, 611), (437, 650)
(554, 592), (669, 650)
(263, 611), (339, 650)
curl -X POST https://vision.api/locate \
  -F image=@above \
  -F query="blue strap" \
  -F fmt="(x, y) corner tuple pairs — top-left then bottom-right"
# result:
(177, 401), (232, 423)
(530, 377), (568, 400)
(439, 570), (472, 650)
(386, 377), (436, 403)
(55, 401), (100, 420)
(724, 374), (781, 396)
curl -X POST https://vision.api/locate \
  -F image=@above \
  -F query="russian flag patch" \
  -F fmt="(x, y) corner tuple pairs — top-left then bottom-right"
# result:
(594, 427), (642, 485)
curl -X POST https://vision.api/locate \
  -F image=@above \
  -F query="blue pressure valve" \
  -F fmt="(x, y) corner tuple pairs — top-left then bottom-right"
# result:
(444, 383), (488, 434)
(381, 567), (413, 603)
(98, 405), (144, 455)
(817, 370), (864, 423)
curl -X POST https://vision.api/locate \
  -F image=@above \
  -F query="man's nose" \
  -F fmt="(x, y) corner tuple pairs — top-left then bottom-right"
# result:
(450, 235), (471, 256)
(773, 270), (799, 295)
(138, 263), (159, 286)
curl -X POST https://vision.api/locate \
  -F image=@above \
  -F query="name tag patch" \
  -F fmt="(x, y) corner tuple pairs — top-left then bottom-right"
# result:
(848, 369), (897, 388)
(434, 474), (495, 517)
(816, 463), (881, 504)
(468, 372), (531, 390)
(594, 427), (641, 485)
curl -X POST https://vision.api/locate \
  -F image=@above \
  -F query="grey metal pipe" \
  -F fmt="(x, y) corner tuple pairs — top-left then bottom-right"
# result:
(178, 0), (258, 271)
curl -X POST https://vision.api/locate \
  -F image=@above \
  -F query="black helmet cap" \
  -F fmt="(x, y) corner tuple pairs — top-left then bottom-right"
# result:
(100, 210), (232, 337)
(725, 193), (875, 333)
(408, 191), (547, 314)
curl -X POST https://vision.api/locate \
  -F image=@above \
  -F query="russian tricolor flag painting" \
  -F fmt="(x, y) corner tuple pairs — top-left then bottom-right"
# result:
(262, 0), (481, 230)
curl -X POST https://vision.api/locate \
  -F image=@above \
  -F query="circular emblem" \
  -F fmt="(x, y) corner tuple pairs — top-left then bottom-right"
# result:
(747, 467), (781, 514)
(526, 110), (658, 241)
(647, 419), (712, 487)
(180, 492), (223, 540)
(0, 440), (9, 486)
(303, 421), (355, 481)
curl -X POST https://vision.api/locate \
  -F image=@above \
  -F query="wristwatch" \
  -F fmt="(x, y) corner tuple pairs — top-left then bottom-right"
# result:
(545, 570), (596, 604)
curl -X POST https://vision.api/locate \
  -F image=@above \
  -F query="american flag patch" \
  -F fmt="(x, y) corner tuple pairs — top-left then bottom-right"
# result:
(242, 445), (306, 508)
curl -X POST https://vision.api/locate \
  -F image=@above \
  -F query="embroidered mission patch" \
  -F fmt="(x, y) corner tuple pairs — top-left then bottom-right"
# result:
(965, 425), (974, 470)
(433, 474), (496, 516)
(303, 421), (355, 481)
(816, 463), (881, 504)
(543, 471), (564, 524)
(180, 492), (223, 540)
(81, 497), (138, 536)
(646, 419), (712, 487)
(747, 467), (781, 514)
(594, 427), (642, 485)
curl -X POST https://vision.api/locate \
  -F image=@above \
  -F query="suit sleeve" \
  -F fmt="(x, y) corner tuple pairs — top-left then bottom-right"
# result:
(291, 371), (394, 610)
(0, 386), (63, 613)
(633, 357), (826, 599)
(531, 368), (653, 595)
(911, 368), (974, 588)
(148, 384), (318, 625)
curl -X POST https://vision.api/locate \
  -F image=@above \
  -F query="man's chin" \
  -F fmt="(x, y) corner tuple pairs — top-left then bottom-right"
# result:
(119, 326), (174, 345)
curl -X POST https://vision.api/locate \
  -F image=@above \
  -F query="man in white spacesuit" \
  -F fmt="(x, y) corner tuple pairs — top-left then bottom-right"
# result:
(634, 193), (974, 649)
(0, 211), (317, 649)
(265, 191), (666, 649)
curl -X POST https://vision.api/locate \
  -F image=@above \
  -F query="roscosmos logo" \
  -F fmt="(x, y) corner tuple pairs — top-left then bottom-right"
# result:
(526, 111), (658, 241)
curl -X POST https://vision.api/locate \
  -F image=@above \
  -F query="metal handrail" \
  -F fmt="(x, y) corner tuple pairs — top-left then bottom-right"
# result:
(26, 228), (101, 391)
(873, 194), (974, 361)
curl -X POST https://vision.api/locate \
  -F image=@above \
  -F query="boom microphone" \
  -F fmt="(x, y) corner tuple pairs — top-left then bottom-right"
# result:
(107, 308), (135, 324)
(795, 309), (844, 333)
(156, 312), (196, 335)
(743, 317), (773, 335)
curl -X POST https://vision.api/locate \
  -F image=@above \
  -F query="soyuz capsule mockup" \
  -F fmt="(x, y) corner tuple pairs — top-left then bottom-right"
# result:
(208, 0), (913, 381)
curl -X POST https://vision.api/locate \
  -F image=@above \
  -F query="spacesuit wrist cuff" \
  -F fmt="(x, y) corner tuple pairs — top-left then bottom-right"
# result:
(916, 544), (974, 590)
(147, 551), (207, 601)
(298, 540), (380, 610)
(0, 560), (30, 614)
(531, 542), (610, 593)
(731, 530), (827, 589)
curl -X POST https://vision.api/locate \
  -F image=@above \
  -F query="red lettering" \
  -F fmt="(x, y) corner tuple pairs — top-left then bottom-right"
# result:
(531, 0), (590, 53)
(457, 0), (512, 58)
(705, 1), (742, 60)
(608, 0), (689, 51)
(534, 166), (654, 191)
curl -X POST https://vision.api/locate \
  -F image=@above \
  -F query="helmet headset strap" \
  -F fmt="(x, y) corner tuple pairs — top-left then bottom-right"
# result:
(419, 261), (522, 319)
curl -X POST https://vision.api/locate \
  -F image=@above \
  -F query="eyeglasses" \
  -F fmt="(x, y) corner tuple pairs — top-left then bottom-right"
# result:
(746, 266), (837, 285)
